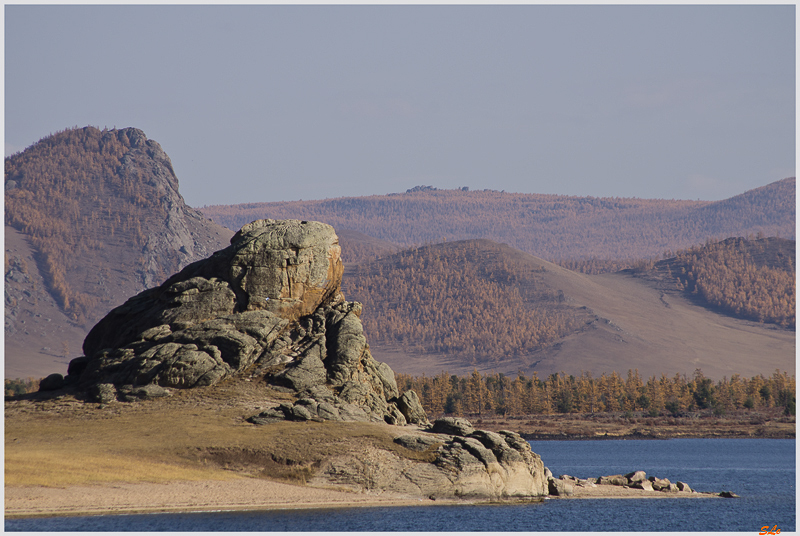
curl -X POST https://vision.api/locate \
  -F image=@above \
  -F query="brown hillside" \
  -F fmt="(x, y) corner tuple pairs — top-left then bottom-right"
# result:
(342, 239), (794, 381)
(4, 126), (233, 379)
(201, 178), (795, 261)
(639, 237), (795, 328)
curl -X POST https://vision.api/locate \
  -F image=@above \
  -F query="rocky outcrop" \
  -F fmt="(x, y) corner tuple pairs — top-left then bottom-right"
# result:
(311, 417), (548, 500)
(47, 218), (550, 500)
(589, 471), (700, 495)
(61, 219), (426, 426)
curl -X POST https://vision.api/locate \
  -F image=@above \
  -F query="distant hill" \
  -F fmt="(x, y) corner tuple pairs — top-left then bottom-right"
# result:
(342, 238), (794, 381)
(201, 178), (795, 261)
(637, 236), (795, 327)
(4, 126), (233, 378)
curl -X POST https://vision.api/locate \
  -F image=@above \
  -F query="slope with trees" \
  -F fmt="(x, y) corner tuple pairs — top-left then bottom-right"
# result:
(343, 240), (585, 364)
(4, 126), (233, 378)
(640, 236), (795, 328)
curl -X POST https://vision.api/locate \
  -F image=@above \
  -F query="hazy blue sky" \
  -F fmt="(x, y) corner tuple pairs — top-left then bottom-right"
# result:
(5, 5), (795, 207)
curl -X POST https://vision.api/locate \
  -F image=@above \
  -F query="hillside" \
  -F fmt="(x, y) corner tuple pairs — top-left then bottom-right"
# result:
(4, 126), (233, 379)
(638, 236), (795, 327)
(342, 238), (795, 380)
(201, 178), (795, 261)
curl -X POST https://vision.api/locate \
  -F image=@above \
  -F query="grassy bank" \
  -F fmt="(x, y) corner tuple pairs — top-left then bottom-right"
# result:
(5, 379), (428, 488)
(472, 409), (795, 439)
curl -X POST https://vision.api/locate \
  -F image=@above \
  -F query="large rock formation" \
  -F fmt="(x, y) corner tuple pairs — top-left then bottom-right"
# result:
(313, 417), (548, 499)
(52, 218), (550, 499)
(63, 219), (423, 425)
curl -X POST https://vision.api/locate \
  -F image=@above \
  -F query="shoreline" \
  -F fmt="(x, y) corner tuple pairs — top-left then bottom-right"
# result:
(520, 431), (796, 440)
(4, 478), (723, 520)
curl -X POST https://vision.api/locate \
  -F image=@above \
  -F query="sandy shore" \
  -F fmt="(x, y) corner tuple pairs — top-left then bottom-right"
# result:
(5, 479), (449, 518)
(5, 478), (720, 519)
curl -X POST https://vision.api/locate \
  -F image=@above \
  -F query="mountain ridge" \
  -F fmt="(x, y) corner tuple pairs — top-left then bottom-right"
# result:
(201, 178), (795, 261)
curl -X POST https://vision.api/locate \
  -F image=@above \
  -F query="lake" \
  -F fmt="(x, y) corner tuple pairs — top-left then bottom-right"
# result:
(6, 438), (795, 532)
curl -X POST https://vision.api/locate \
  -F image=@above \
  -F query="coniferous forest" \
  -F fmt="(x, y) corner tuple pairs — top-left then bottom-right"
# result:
(395, 368), (796, 419)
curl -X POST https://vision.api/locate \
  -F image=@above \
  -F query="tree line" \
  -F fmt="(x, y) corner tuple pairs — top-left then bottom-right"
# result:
(396, 368), (796, 419)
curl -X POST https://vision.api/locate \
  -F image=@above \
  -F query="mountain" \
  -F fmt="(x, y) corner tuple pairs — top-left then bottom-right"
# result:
(200, 178), (795, 261)
(341, 238), (794, 380)
(4, 126), (233, 379)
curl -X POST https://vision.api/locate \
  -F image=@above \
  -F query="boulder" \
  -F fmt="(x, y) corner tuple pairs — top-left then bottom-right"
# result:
(676, 481), (692, 492)
(117, 384), (171, 401)
(631, 480), (654, 491)
(598, 474), (628, 486)
(396, 390), (429, 425)
(91, 383), (117, 404)
(625, 470), (647, 484)
(65, 219), (422, 426)
(431, 417), (475, 436)
(548, 477), (575, 496)
(719, 491), (740, 498)
(649, 476), (672, 491)
(46, 219), (555, 502)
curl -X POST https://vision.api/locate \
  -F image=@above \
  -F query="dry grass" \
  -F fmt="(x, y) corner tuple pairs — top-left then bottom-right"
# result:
(5, 380), (432, 488)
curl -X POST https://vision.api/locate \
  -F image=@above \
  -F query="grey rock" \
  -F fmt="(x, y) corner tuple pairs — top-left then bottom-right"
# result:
(397, 390), (429, 425)
(431, 417), (474, 436)
(548, 477), (575, 496)
(277, 350), (327, 392)
(470, 430), (523, 464)
(337, 402), (371, 422)
(118, 384), (171, 401)
(649, 476), (672, 491)
(316, 402), (342, 421)
(384, 404), (408, 426)
(625, 470), (647, 484)
(247, 407), (288, 424)
(66, 218), (426, 427)
(631, 480), (654, 491)
(290, 404), (315, 421)
(394, 434), (443, 452)
(676, 481), (692, 492)
(598, 474), (628, 486)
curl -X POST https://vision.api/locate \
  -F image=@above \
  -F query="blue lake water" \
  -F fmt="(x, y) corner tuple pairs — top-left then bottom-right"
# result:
(6, 438), (795, 532)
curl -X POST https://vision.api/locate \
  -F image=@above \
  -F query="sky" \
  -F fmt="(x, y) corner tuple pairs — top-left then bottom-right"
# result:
(4, 4), (796, 208)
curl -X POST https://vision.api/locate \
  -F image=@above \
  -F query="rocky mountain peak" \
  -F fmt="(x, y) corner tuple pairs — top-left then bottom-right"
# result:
(4, 126), (233, 378)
